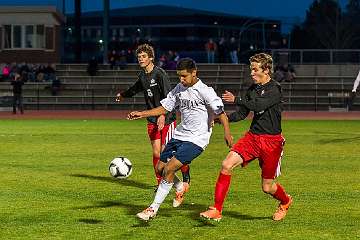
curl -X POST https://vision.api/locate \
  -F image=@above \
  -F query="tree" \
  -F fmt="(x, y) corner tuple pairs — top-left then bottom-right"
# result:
(290, 0), (360, 49)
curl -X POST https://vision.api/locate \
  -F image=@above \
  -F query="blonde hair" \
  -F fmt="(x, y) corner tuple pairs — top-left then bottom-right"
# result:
(249, 53), (273, 74)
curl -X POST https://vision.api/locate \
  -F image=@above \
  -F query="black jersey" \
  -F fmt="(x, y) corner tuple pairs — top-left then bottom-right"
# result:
(120, 66), (176, 124)
(228, 80), (282, 135)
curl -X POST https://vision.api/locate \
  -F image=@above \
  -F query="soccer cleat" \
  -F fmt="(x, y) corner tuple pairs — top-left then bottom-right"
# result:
(200, 206), (222, 222)
(272, 195), (293, 221)
(136, 207), (156, 221)
(172, 182), (190, 207)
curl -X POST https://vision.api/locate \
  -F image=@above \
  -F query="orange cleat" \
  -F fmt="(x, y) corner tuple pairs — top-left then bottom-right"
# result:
(200, 206), (222, 222)
(273, 195), (293, 221)
(172, 182), (190, 207)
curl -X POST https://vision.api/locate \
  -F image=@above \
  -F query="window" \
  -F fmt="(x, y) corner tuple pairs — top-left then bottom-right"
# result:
(45, 27), (54, 50)
(25, 25), (34, 48)
(36, 25), (45, 48)
(4, 25), (11, 48)
(3, 24), (46, 49)
(13, 25), (22, 48)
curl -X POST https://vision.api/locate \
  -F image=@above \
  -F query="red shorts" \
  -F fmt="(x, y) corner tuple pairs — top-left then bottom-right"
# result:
(231, 131), (285, 179)
(147, 121), (176, 146)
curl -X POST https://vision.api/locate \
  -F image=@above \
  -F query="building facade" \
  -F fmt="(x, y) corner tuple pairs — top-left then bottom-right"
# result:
(0, 6), (64, 63)
(64, 5), (282, 63)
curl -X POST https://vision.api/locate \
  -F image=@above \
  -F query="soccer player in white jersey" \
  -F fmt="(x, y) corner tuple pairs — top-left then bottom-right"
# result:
(128, 58), (233, 221)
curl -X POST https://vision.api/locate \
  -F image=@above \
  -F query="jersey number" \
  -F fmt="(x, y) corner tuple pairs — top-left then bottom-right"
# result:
(147, 89), (153, 97)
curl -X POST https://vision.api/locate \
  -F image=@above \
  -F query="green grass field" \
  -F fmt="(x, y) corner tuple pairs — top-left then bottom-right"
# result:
(0, 119), (359, 239)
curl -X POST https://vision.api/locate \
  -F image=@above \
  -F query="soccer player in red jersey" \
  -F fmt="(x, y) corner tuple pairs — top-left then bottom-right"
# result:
(200, 53), (292, 222)
(116, 44), (191, 189)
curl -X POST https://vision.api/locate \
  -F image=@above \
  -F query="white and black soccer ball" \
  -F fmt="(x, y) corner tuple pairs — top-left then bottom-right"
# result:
(109, 157), (133, 179)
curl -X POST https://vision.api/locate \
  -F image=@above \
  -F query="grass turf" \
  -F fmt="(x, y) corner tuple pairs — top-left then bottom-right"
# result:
(0, 119), (359, 239)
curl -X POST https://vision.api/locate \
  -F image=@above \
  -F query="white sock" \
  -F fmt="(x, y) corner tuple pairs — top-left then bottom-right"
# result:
(150, 179), (173, 212)
(173, 174), (184, 193)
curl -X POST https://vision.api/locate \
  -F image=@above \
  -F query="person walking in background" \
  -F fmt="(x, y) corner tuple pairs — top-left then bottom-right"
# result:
(205, 38), (217, 63)
(11, 71), (24, 114)
(229, 37), (239, 64)
(200, 53), (292, 222)
(348, 69), (360, 110)
(217, 37), (228, 63)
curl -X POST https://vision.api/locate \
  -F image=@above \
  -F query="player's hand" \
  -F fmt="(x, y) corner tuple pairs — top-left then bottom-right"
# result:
(224, 133), (234, 148)
(157, 115), (165, 131)
(127, 111), (143, 120)
(213, 118), (221, 124)
(115, 93), (123, 102)
(222, 90), (235, 103)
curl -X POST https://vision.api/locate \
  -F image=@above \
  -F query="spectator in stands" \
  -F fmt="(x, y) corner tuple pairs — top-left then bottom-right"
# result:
(87, 56), (98, 76)
(118, 50), (128, 70)
(36, 64), (46, 82)
(109, 36), (120, 52)
(164, 50), (178, 70)
(20, 62), (30, 82)
(108, 50), (119, 69)
(45, 64), (56, 81)
(348, 70), (360, 111)
(1, 63), (11, 81)
(273, 64), (296, 83)
(217, 37), (228, 63)
(11, 71), (24, 114)
(51, 77), (62, 96)
(229, 37), (239, 64)
(205, 38), (217, 63)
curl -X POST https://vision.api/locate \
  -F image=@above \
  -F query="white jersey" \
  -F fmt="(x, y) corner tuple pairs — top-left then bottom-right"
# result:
(160, 79), (224, 149)
(353, 70), (360, 92)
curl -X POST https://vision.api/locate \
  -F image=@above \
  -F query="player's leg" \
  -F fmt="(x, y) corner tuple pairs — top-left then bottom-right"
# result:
(262, 178), (292, 221)
(136, 156), (182, 221)
(161, 121), (191, 185)
(260, 135), (292, 221)
(150, 139), (162, 185)
(12, 95), (17, 114)
(147, 122), (162, 185)
(167, 140), (202, 207)
(200, 151), (243, 221)
(201, 132), (259, 221)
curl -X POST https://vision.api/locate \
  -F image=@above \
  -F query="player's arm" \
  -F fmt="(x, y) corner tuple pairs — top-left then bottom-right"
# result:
(217, 111), (233, 148)
(128, 106), (168, 120)
(115, 79), (143, 102)
(221, 90), (250, 122)
(239, 85), (281, 112)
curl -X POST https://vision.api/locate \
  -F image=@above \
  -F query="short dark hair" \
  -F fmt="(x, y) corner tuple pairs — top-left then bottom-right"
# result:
(176, 58), (197, 72)
(135, 44), (155, 59)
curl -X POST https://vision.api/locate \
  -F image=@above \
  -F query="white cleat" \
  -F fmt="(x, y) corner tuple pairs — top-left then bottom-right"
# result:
(136, 207), (156, 221)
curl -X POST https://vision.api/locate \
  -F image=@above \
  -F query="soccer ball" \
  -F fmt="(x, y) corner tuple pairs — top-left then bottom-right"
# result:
(109, 157), (133, 179)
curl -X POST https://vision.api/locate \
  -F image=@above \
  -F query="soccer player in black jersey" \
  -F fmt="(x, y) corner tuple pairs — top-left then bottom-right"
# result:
(116, 44), (191, 191)
(200, 53), (292, 222)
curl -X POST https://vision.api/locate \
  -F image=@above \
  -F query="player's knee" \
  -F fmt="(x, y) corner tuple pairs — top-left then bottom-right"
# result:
(163, 164), (176, 177)
(262, 184), (272, 194)
(152, 151), (161, 159)
(221, 160), (233, 173)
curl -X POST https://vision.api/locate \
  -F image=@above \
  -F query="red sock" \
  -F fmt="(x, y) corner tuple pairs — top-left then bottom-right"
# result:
(214, 172), (231, 212)
(272, 183), (290, 205)
(152, 157), (161, 184)
(180, 165), (190, 183)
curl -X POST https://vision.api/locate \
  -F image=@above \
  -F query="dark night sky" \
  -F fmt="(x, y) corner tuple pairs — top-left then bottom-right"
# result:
(0, 0), (349, 19)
